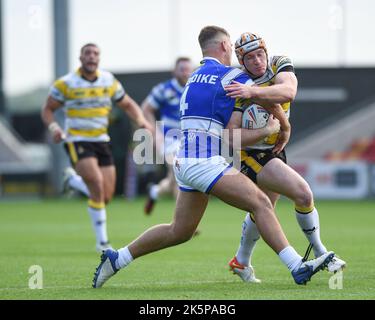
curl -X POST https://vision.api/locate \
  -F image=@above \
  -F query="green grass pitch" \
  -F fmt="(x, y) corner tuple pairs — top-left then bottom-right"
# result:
(0, 197), (374, 300)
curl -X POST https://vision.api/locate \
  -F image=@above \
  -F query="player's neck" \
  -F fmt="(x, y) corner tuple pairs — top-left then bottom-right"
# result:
(202, 48), (228, 65)
(80, 67), (98, 82)
(203, 55), (226, 65)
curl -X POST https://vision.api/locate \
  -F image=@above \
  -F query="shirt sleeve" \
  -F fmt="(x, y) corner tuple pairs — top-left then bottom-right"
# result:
(145, 82), (165, 110)
(49, 78), (67, 102)
(112, 78), (126, 102)
(271, 56), (295, 74)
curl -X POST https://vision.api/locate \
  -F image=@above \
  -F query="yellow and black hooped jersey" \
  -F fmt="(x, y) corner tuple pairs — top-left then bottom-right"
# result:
(50, 69), (126, 142)
(235, 55), (295, 150)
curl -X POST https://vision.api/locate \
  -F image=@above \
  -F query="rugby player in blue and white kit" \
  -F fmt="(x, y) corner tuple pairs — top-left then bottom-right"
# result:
(92, 26), (334, 288)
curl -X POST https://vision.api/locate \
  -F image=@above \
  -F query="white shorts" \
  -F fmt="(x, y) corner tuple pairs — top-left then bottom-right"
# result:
(173, 155), (232, 193)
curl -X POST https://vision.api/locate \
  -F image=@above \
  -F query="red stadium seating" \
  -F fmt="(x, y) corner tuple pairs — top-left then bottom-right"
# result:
(325, 136), (375, 162)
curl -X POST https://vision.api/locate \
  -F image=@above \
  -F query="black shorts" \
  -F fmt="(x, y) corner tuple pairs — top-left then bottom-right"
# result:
(240, 148), (287, 183)
(64, 141), (114, 167)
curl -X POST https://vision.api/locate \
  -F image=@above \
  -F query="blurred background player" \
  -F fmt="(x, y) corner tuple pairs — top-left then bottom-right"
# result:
(143, 57), (194, 214)
(225, 32), (346, 282)
(41, 43), (152, 252)
(92, 26), (334, 288)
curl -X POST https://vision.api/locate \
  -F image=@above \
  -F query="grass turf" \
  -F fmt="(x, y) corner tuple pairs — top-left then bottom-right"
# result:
(0, 197), (374, 300)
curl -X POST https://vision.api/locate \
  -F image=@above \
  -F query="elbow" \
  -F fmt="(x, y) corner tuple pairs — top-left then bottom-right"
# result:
(271, 86), (296, 103)
(285, 86), (297, 102)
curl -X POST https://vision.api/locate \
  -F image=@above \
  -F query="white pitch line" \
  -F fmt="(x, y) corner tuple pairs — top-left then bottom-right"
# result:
(0, 279), (238, 291)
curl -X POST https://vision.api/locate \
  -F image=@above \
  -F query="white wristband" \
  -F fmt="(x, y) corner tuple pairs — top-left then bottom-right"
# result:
(48, 122), (60, 133)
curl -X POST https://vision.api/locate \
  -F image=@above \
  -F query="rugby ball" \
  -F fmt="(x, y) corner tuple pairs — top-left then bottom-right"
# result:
(241, 104), (269, 129)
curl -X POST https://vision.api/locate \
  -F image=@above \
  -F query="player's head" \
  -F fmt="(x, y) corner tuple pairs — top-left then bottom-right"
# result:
(80, 43), (100, 74)
(173, 57), (193, 86)
(235, 32), (268, 77)
(198, 25), (232, 65)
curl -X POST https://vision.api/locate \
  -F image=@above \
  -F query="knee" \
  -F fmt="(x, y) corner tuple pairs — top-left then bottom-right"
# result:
(248, 190), (273, 214)
(169, 225), (194, 245)
(86, 176), (104, 194)
(104, 190), (114, 204)
(257, 190), (273, 211)
(294, 183), (314, 208)
(175, 234), (192, 245)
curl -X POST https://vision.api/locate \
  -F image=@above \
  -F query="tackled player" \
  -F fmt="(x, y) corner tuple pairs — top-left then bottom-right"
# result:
(225, 32), (346, 283)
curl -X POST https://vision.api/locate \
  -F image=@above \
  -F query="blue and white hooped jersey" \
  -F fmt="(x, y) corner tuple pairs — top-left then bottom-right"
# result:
(145, 78), (184, 135)
(178, 57), (253, 158)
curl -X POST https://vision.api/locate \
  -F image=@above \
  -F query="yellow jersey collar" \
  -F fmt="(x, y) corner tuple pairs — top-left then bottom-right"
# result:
(76, 68), (100, 82)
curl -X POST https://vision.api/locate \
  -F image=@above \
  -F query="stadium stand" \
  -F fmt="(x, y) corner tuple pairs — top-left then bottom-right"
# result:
(0, 117), (51, 196)
(288, 100), (375, 161)
(325, 136), (375, 162)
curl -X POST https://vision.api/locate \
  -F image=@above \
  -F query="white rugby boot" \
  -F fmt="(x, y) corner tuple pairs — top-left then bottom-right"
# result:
(92, 249), (119, 288)
(292, 251), (334, 285)
(326, 254), (346, 273)
(228, 257), (261, 283)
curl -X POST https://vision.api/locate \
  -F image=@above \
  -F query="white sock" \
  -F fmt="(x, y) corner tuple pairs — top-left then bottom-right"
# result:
(150, 185), (159, 200)
(278, 246), (302, 272)
(295, 208), (327, 257)
(116, 246), (134, 269)
(235, 213), (260, 266)
(69, 174), (90, 197)
(88, 205), (108, 245)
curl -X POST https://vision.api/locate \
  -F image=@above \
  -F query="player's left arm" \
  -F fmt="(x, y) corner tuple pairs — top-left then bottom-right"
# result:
(225, 72), (298, 104)
(226, 70), (294, 129)
(259, 72), (296, 153)
(254, 71), (297, 104)
(116, 94), (154, 132)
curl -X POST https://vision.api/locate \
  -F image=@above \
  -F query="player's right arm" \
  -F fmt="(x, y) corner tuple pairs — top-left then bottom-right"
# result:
(116, 94), (153, 133)
(142, 100), (157, 130)
(41, 95), (66, 143)
(226, 111), (280, 148)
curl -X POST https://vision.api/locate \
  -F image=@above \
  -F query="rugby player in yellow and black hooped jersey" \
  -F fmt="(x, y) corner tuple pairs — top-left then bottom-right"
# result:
(225, 33), (345, 282)
(41, 43), (153, 252)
